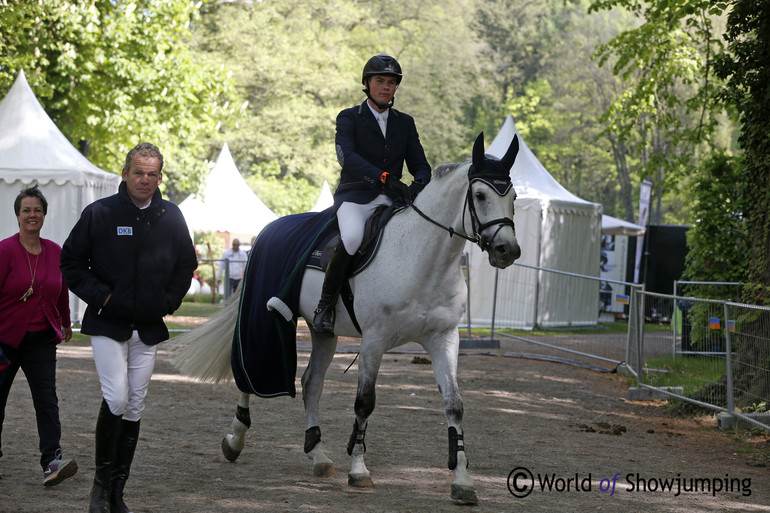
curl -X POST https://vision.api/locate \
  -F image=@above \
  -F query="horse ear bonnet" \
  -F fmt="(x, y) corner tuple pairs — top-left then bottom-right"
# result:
(469, 132), (518, 196)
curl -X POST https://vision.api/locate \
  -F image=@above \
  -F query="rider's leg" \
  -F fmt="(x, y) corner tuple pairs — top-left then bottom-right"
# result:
(313, 196), (392, 334)
(312, 239), (353, 334)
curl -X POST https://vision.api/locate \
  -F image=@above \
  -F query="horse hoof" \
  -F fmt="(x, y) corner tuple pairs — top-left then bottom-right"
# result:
(313, 462), (337, 478)
(221, 437), (241, 462)
(451, 484), (478, 505)
(347, 473), (374, 487)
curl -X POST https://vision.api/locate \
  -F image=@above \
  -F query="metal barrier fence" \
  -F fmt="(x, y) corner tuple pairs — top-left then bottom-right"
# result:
(193, 258), (237, 300)
(630, 290), (770, 431)
(471, 261), (642, 372)
(469, 264), (769, 431)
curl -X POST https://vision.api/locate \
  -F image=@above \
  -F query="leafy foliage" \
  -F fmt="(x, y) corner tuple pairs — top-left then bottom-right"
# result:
(714, 0), (770, 303)
(682, 153), (747, 287)
(0, 0), (237, 201)
(588, 0), (730, 224)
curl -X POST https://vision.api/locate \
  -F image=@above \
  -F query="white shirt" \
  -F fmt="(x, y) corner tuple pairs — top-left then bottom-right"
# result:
(367, 102), (389, 137)
(219, 247), (248, 280)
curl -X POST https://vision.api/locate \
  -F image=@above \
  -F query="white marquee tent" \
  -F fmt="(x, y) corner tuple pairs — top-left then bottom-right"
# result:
(465, 116), (603, 329)
(0, 70), (120, 246)
(601, 214), (645, 236)
(179, 143), (277, 237)
(0, 70), (122, 323)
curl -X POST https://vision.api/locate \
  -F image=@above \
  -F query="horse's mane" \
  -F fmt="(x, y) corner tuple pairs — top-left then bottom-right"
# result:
(433, 160), (469, 180)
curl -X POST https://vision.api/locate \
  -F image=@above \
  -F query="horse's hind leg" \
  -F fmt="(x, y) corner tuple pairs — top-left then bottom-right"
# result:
(222, 392), (251, 462)
(301, 330), (338, 477)
(423, 335), (478, 505)
(346, 345), (384, 488)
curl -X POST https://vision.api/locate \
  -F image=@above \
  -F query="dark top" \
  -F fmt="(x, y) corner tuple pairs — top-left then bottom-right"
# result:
(333, 101), (431, 208)
(60, 182), (197, 344)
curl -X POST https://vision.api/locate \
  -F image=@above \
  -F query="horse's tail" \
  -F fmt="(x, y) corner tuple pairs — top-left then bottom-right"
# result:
(170, 293), (240, 383)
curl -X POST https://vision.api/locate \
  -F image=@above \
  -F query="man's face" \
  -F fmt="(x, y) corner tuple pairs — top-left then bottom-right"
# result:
(122, 154), (162, 208)
(232, 240), (240, 251)
(367, 74), (398, 109)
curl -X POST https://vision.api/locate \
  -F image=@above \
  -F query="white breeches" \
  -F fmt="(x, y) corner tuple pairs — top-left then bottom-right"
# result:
(337, 194), (393, 255)
(91, 332), (158, 422)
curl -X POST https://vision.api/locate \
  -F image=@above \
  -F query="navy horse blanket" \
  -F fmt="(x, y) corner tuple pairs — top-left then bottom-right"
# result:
(232, 207), (337, 398)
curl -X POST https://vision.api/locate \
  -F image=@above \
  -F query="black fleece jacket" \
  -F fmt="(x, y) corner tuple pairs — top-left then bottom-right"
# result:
(61, 182), (197, 344)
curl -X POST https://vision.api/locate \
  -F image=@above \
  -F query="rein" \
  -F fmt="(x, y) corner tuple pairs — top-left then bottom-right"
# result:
(407, 173), (514, 253)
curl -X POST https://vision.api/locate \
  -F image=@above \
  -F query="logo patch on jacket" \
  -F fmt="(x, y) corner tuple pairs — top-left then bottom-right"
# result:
(117, 226), (133, 236)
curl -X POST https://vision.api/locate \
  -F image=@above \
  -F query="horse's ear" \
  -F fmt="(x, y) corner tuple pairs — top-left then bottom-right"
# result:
(500, 134), (519, 172)
(472, 132), (485, 172)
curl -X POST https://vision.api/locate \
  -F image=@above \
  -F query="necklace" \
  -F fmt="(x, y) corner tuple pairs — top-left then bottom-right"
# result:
(18, 234), (40, 302)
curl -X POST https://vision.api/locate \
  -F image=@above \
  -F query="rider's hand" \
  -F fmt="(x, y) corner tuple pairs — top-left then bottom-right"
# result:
(407, 180), (425, 201)
(381, 172), (410, 203)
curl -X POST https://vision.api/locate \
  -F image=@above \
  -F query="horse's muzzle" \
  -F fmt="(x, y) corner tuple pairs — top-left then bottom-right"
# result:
(486, 237), (520, 269)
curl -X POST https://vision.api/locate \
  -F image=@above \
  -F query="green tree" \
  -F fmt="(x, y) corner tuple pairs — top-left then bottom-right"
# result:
(588, 0), (729, 224)
(194, 0), (486, 214)
(193, 0), (365, 213)
(681, 153), (746, 286)
(0, 0), (236, 201)
(711, 0), (770, 409)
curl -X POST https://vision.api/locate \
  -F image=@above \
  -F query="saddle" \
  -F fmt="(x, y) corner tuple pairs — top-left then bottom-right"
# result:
(306, 202), (405, 274)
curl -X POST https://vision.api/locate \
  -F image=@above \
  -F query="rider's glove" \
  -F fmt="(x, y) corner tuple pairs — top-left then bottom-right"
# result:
(380, 172), (410, 203)
(407, 180), (426, 201)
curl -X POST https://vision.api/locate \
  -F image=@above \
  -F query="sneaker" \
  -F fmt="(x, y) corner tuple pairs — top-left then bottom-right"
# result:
(42, 449), (78, 486)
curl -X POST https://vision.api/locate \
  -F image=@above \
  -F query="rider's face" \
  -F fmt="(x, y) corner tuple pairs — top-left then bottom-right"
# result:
(367, 75), (398, 110)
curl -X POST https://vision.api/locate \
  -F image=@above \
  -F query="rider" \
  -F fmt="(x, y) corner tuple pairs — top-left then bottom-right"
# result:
(312, 54), (432, 334)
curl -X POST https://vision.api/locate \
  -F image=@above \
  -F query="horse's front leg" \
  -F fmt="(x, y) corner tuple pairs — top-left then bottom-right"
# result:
(346, 345), (384, 488)
(301, 329), (338, 477)
(424, 333), (478, 505)
(222, 392), (251, 462)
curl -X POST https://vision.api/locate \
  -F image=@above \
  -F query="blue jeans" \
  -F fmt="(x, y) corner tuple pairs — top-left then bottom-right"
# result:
(0, 330), (62, 469)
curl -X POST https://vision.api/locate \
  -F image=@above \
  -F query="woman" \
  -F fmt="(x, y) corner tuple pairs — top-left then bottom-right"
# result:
(0, 184), (78, 486)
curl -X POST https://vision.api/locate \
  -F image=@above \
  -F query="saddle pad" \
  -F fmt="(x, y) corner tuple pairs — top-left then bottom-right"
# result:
(232, 207), (336, 398)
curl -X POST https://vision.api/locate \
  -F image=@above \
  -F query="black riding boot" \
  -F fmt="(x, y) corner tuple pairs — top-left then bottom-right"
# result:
(313, 240), (354, 334)
(89, 400), (122, 513)
(110, 419), (140, 513)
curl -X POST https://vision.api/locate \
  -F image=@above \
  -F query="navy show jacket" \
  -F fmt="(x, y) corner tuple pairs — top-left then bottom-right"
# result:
(333, 101), (431, 207)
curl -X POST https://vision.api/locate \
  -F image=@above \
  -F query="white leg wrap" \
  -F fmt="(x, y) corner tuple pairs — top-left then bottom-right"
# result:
(227, 415), (248, 452)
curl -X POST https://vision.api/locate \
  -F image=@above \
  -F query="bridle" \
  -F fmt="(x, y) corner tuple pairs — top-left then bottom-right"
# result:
(407, 169), (516, 253)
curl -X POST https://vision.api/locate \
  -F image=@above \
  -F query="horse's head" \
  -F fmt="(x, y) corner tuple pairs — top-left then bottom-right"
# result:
(468, 132), (521, 268)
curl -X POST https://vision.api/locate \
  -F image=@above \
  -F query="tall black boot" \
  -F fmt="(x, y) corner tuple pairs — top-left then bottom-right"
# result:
(110, 419), (140, 513)
(313, 240), (354, 333)
(89, 400), (122, 513)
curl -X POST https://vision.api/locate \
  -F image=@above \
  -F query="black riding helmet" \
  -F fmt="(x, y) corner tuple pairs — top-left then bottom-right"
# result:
(362, 54), (402, 109)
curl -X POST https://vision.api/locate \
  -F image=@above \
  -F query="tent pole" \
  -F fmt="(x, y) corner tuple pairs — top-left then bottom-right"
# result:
(532, 208), (543, 329)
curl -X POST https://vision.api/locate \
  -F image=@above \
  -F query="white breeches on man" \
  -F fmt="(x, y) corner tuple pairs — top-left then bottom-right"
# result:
(337, 194), (393, 255)
(90, 332), (157, 422)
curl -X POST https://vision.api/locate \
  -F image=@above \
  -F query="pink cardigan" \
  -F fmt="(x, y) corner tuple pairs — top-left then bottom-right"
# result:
(0, 234), (71, 348)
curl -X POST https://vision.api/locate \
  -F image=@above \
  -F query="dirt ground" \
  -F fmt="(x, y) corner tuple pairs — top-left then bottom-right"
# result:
(2, 324), (768, 512)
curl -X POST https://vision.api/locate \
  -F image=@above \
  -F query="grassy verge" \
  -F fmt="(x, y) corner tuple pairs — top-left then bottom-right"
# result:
(642, 355), (725, 396)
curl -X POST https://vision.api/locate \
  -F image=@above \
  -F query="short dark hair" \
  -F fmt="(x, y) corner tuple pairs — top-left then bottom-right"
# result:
(14, 184), (48, 216)
(124, 142), (164, 172)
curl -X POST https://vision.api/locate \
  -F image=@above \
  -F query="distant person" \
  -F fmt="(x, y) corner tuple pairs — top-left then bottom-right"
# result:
(0, 184), (78, 486)
(219, 238), (248, 295)
(61, 143), (197, 513)
(312, 54), (431, 333)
